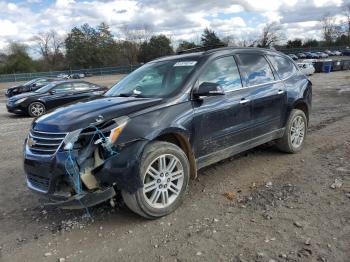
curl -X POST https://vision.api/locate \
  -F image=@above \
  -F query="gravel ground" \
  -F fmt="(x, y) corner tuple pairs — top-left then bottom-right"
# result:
(0, 71), (349, 262)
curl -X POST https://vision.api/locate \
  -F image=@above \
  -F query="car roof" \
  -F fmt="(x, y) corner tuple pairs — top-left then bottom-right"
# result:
(151, 47), (288, 63)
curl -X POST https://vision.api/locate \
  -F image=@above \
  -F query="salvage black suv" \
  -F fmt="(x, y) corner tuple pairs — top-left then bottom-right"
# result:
(24, 47), (312, 218)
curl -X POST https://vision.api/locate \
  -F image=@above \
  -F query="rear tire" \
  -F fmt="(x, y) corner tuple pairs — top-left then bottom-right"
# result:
(28, 102), (46, 117)
(276, 109), (307, 153)
(122, 141), (190, 219)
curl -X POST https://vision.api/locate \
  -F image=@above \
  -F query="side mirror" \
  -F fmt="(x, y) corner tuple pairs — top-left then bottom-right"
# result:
(194, 82), (225, 97)
(32, 83), (37, 87)
(49, 90), (56, 95)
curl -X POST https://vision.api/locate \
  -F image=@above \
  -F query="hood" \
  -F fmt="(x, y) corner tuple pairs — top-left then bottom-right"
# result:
(8, 84), (24, 90)
(9, 91), (39, 101)
(33, 96), (163, 132)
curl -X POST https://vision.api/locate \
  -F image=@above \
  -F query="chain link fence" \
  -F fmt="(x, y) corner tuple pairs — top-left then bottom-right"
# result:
(0, 64), (142, 83)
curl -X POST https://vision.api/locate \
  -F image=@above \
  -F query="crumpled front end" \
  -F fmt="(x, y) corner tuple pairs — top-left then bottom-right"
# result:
(24, 117), (147, 209)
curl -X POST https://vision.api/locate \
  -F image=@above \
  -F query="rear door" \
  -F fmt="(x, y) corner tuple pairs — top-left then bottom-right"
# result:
(193, 56), (253, 158)
(235, 53), (286, 137)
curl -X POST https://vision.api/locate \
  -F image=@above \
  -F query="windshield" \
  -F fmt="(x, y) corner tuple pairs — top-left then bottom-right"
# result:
(24, 79), (40, 86)
(105, 59), (198, 98)
(34, 82), (56, 93)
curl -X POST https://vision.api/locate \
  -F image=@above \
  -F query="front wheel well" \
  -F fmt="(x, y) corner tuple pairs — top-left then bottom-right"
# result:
(155, 133), (197, 179)
(294, 102), (309, 123)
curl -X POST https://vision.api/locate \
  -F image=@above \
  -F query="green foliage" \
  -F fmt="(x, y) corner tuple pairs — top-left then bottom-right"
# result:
(200, 28), (226, 47)
(286, 39), (302, 48)
(302, 39), (319, 48)
(65, 23), (121, 69)
(138, 35), (174, 63)
(1, 43), (38, 74)
(177, 41), (198, 52)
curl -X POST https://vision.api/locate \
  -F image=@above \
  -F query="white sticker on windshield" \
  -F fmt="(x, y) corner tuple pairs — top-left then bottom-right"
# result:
(174, 61), (197, 67)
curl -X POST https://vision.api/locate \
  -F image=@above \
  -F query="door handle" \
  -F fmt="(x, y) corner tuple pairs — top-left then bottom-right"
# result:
(277, 90), (284, 95)
(240, 98), (250, 105)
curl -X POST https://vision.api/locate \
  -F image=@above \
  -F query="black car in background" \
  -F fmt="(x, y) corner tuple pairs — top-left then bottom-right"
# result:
(288, 54), (298, 60)
(23, 47), (312, 218)
(296, 53), (306, 59)
(7, 80), (107, 117)
(342, 49), (350, 56)
(5, 78), (55, 98)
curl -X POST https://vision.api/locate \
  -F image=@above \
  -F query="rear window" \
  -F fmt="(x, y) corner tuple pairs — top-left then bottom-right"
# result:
(235, 54), (275, 87)
(267, 55), (297, 79)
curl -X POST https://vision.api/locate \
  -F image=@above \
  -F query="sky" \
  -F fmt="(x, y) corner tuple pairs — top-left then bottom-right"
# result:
(0, 0), (349, 52)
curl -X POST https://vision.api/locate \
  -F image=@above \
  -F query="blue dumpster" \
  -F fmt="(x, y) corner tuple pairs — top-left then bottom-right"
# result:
(322, 60), (332, 73)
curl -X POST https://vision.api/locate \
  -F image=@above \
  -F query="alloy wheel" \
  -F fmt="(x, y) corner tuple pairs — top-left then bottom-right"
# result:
(30, 103), (45, 117)
(290, 115), (305, 148)
(143, 154), (184, 209)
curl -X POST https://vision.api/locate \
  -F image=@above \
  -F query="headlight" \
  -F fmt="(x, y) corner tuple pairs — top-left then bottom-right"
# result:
(63, 116), (129, 150)
(63, 129), (83, 150)
(14, 98), (27, 104)
(108, 116), (129, 144)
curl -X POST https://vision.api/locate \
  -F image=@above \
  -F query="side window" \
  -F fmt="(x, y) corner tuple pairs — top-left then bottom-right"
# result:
(53, 83), (73, 93)
(267, 55), (297, 79)
(236, 54), (275, 86)
(73, 82), (92, 91)
(199, 56), (242, 92)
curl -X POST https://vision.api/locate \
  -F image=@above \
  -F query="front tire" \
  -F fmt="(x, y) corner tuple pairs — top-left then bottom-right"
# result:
(122, 141), (190, 219)
(276, 109), (307, 153)
(28, 102), (46, 117)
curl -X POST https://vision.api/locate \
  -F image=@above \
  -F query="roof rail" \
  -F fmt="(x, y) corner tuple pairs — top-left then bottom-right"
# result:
(176, 44), (227, 54)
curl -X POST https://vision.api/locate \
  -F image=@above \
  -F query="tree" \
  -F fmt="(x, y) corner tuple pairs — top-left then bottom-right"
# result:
(65, 23), (121, 68)
(302, 39), (319, 48)
(96, 23), (121, 66)
(286, 39), (303, 48)
(200, 28), (226, 47)
(119, 24), (153, 65)
(2, 43), (37, 73)
(119, 40), (139, 65)
(33, 30), (64, 70)
(257, 22), (284, 48)
(321, 14), (342, 47)
(138, 35), (174, 63)
(176, 41), (198, 52)
(344, 3), (350, 46)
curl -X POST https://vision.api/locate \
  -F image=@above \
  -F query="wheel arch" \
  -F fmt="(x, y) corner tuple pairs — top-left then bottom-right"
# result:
(153, 131), (197, 179)
(293, 100), (309, 124)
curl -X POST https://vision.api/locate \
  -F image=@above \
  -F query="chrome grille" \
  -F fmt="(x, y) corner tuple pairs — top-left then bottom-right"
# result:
(28, 130), (67, 155)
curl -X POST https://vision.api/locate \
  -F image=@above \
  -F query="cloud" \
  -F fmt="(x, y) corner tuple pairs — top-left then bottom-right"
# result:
(0, 0), (349, 53)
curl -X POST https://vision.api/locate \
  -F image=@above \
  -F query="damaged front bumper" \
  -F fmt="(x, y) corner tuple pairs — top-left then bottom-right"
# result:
(24, 137), (148, 209)
(44, 187), (116, 209)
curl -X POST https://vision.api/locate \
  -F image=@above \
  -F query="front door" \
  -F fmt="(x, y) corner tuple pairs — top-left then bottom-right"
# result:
(192, 56), (253, 160)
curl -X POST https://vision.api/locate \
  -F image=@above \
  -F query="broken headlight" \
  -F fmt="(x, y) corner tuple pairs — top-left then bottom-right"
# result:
(63, 116), (130, 150)
(108, 116), (129, 144)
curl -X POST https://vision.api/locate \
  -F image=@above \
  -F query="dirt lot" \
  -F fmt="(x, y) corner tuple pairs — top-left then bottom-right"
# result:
(0, 71), (349, 262)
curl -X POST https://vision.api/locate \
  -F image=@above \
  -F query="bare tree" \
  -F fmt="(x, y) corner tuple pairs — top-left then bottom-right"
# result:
(120, 24), (153, 44)
(344, 3), (350, 46)
(118, 24), (154, 65)
(258, 22), (284, 47)
(320, 14), (342, 47)
(33, 30), (64, 68)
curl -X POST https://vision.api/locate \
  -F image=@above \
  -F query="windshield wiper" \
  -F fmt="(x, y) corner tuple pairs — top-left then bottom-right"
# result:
(116, 91), (145, 98)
